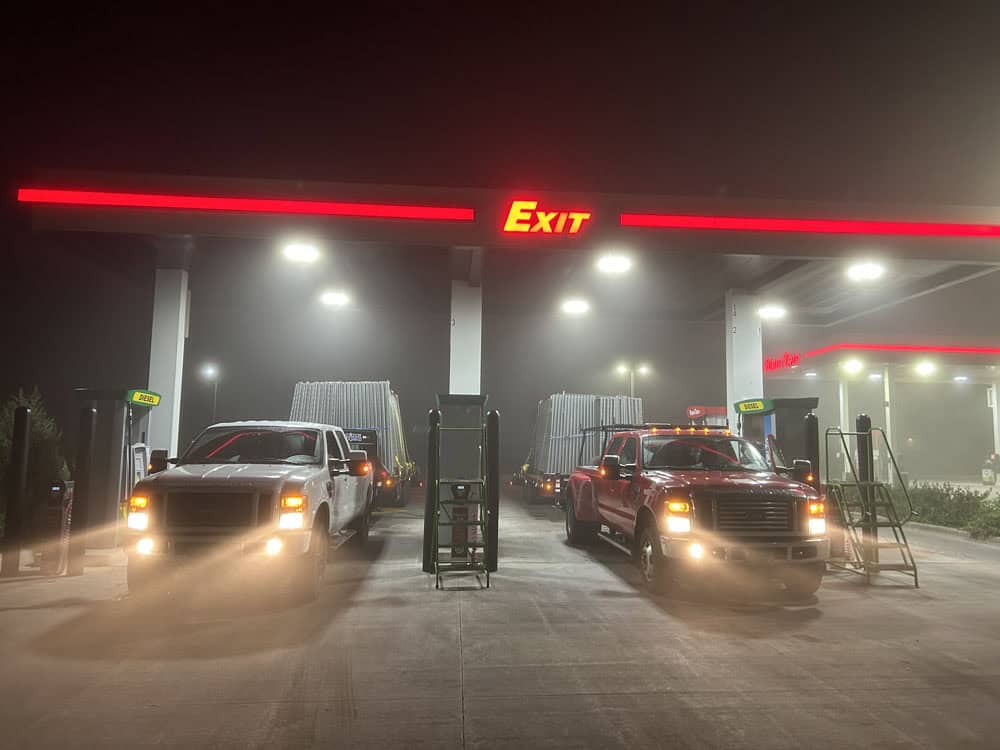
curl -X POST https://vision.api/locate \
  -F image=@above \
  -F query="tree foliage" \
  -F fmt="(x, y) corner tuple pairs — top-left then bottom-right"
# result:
(0, 388), (70, 534)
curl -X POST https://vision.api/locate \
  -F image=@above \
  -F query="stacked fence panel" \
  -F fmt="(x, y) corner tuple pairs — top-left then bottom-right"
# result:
(289, 381), (410, 471)
(531, 393), (644, 475)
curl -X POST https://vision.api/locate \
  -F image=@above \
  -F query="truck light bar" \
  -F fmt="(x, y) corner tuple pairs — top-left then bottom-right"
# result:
(580, 423), (731, 433)
(17, 188), (476, 222)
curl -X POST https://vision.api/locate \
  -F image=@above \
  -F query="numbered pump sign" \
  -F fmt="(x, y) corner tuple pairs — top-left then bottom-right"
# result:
(126, 389), (161, 408)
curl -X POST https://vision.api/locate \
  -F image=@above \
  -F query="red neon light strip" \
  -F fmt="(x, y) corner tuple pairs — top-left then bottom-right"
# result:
(620, 212), (1000, 238)
(17, 188), (475, 222)
(804, 343), (1000, 358)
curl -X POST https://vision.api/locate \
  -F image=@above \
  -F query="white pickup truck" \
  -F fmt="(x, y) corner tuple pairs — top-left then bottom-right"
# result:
(124, 420), (374, 600)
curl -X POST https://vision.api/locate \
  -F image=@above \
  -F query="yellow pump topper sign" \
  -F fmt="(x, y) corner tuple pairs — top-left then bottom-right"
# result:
(126, 389), (161, 407)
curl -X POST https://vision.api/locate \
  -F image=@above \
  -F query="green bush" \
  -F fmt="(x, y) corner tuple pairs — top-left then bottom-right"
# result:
(907, 482), (1000, 539)
(968, 504), (1000, 540)
(907, 483), (987, 528)
(0, 388), (70, 537)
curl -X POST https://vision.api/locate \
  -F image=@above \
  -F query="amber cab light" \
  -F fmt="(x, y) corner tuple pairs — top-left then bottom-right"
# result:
(281, 495), (305, 510)
(129, 495), (149, 511)
(667, 500), (690, 514)
(809, 501), (825, 516)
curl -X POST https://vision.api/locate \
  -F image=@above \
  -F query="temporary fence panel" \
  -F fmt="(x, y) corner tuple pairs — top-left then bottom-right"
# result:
(532, 393), (644, 474)
(290, 381), (410, 472)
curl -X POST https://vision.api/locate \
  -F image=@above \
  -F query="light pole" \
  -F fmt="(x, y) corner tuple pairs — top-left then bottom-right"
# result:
(201, 363), (220, 422)
(616, 363), (651, 398)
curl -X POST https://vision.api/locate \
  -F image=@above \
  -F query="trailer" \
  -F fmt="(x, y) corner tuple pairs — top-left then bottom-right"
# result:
(290, 381), (416, 506)
(520, 393), (643, 504)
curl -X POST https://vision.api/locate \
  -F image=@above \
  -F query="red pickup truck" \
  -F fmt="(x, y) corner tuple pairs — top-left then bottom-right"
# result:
(564, 424), (830, 596)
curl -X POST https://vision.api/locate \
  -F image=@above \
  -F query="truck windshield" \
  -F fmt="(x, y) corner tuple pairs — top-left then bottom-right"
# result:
(180, 427), (322, 465)
(642, 435), (770, 472)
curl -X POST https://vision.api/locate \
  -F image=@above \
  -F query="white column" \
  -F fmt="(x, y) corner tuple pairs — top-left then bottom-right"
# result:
(449, 281), (482, 395)
(148, 268), (189, 455)
(838, 378), (851, 479)
(883, 365), (893, 485)
(991, 383), (1000, 456)
(724, 290), (763, 430)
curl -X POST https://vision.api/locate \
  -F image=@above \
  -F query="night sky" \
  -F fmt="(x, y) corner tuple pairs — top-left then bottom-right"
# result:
(4, 4), (1000, 474)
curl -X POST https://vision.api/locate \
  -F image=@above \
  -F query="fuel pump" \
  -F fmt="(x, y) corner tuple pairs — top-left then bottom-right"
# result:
(735, 397), (821, 491)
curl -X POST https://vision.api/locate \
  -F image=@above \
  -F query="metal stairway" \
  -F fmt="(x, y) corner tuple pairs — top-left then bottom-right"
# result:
(825, 423), (919, 587)
(422, 396), (500, 589)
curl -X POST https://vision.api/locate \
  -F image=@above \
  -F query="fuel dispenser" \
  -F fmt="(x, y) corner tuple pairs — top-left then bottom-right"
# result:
(735, 397), (821, 490)
(71, 388), (158, 547)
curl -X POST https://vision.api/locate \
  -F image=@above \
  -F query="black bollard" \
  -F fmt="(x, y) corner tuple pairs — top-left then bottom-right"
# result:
(67, 407), (97, 577)
(856, 413), (876, 565)
(485, 410), (500, 573)
(1, 407), (31, 578)
(422, 409), (441, 574)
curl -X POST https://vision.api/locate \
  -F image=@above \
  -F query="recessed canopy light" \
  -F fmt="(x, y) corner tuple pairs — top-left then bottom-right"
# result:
(804, 371), (818, 378)
(595, 253), (633, 274)
(842, 359), (864, 375)
(868, 372), (883, 381)
(757, 304), (787, 320)
(320, 289), (350, 307)
(914, 360), (936, 376)
(847, 261), (886, 282)
(561, 298), (590, 316)
(282, 242), (320, 263)
(953, 375), (969, 383)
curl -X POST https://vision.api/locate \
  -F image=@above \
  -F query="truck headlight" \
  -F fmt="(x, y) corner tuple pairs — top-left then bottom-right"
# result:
(667, 516), (691, 534)
(279, 495), (306, 529)
(127, 495), (149, 530)
(807, 499), (826, 536)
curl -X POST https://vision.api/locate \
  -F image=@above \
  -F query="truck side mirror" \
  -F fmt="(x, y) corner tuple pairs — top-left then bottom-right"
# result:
(601, 455), (621, 481)
(348, 449), (371, 478)
(792, 459), (814, 485)
(149, 449), (169, 474)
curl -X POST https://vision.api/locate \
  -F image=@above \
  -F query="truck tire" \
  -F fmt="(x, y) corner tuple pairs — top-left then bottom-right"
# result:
(638, 524), (677, 595)
(565, 493), (598, 545)
(295, 522), (326, 602)
(351, 495), (371, 548)
(782, 563), (824, 598)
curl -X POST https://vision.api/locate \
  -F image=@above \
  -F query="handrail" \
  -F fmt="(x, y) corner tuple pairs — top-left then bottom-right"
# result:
(823, 426), (916, 525)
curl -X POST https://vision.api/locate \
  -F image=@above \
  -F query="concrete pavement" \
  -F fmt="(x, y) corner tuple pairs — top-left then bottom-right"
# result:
(0, 490), (998, 748)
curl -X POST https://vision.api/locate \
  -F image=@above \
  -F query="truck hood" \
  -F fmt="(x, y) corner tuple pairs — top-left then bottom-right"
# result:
(643, 469), (814, 496)
(141, 463), (319, 490)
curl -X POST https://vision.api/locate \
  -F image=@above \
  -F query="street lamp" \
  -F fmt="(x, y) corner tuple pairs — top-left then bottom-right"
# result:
(201, 363), (220, 422)
(615, 363), (651, 397)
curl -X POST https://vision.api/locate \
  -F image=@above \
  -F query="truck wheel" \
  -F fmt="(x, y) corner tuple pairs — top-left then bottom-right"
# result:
(565, 494), (598, 545)
(638, 525), (675, 594)
(782, 563), (824, 598)
(351, 497), (371, 548)
(295, 523), (326, 602)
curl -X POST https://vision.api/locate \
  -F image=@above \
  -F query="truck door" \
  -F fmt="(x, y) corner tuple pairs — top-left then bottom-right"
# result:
(617, 437), (644, 528)
(595, 436), (626, 532)
(336, 429), (365, 519)
(609, 437), (639, 531)
(326, 430), (348, 531)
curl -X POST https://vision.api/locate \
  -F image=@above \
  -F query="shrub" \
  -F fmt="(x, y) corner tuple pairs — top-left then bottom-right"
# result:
(907, 483), (988, 528)
(968, 503), (1000, 540)
(0, 388), (70, 537)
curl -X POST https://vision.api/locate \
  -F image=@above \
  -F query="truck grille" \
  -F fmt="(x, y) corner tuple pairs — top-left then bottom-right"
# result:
(715, 495), (793, 533)
(165, 493), (256, 528)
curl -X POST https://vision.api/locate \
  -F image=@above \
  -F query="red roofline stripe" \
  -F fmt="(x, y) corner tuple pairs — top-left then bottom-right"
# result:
(17, 188), (476, 222)
(804, 343), (1000, 358)
(619, 212), (1000, 237)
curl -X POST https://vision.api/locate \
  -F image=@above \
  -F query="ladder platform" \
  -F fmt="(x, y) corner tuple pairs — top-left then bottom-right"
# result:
(439, 478), (486, 485)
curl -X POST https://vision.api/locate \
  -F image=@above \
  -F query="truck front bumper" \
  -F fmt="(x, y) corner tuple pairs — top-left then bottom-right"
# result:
(125, 530), (313, 584)
(660, 535), (830, 565)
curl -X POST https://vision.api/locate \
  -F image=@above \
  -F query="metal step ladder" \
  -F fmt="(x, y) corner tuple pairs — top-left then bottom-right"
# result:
(422, 395), (500, 589)
(825, 420), (919, 587)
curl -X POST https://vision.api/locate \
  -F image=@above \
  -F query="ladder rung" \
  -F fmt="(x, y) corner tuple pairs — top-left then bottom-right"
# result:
(437, 521), (485, 527)
(875, 542), (908, 549)
(869, 563), (916, 571)
(438, 427), (483, 432)
(439, 478), (485, 484)
(439, 498), (486, 505)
